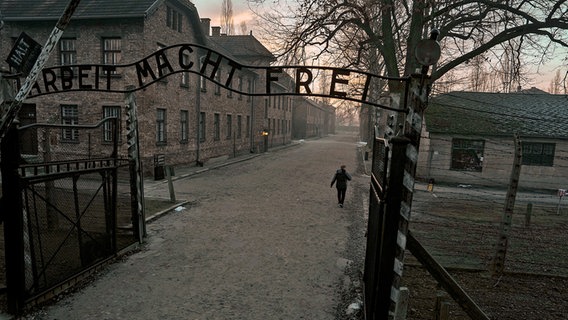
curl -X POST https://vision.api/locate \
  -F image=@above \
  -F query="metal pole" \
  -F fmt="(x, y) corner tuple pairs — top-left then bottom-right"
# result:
(0, 0), (82, 141)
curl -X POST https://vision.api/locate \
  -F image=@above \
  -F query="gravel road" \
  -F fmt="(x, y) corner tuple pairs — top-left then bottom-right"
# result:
(25, 132), (368, 320)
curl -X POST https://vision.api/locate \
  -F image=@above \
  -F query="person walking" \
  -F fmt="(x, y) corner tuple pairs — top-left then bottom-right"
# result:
(330, 165), (352, 208)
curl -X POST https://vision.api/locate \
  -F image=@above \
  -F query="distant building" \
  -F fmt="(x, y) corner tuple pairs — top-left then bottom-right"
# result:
(292, 98), (335, 139)
(417, 91), (568, 190)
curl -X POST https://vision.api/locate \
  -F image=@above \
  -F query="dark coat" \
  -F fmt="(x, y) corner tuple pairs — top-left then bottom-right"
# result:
(331, 169), (352, 189)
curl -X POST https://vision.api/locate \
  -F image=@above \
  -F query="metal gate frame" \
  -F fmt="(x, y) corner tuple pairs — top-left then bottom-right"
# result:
(362, 74), (491, 319)
(1, 117), (140, 314)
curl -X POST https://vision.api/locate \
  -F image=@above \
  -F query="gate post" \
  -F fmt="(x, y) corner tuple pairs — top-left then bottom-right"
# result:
(364, 73), (432, 319)
(374, 136), (410, 318)
(1, 123), (25, 314)
(125, 87), (146, 241)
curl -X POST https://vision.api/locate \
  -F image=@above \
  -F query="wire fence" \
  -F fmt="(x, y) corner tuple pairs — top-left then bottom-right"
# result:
(409, 183), (568, 276)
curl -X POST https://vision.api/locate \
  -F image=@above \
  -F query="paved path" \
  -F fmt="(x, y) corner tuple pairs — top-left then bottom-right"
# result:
(26, 133), (368, 320)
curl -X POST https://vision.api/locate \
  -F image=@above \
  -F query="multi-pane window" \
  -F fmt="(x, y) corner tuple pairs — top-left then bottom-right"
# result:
(214, 68), (221, 95)
(181, 53), (190, 87)
(451, 139), (484, 172)
(214, 113), (220, 140)
(167, 6), (182, 32)
(103, 106), (121, 142)
(237, 76), (243, 100)
(180, 110), (189, 142)
(199, 112), (206, 142)
(156, 108), (167, 144)
(522, 142), (555, 166)
(200, 75), (207, 92)
(60, 38), (76, 69)
(61, 105), (78, 141)
(237, 115), (242, 138)
(102, 38), (121, 74)
(226, 114), (232, 139)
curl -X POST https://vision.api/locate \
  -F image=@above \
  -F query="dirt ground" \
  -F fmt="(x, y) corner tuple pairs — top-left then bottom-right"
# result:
(401, 183), (568, 319)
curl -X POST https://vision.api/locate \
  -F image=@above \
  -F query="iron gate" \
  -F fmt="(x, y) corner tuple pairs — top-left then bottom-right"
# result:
(1, 117), (140, 314)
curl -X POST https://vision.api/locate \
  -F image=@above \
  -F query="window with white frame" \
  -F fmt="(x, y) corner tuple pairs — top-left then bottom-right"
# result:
(102, 37), (121, 74)
(156, 108), (167, 144)
(451, 138), (484, 172)
(522, 142), (555, 167)
(180, 110), (189, 142)
(181, 53), (190, 87)
(103, 106), (121, 142)
(59, 38), (76, 74)
(61, 105), (79, 142)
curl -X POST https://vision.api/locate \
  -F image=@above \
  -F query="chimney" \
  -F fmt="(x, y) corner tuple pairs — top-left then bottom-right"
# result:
(200, 18), (211, 36)
(212, 26), (221, 37)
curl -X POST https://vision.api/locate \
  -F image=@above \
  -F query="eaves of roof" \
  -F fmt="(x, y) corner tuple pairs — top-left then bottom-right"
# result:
(0, 0), (161, 21)
(425, 91), (568, 139)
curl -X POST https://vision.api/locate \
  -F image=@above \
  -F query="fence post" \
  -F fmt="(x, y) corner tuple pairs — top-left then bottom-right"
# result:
(1, 123), (26, 314)
(492, 133), (522, 275)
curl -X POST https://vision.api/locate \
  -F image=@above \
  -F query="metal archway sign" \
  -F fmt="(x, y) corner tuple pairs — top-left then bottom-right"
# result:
(21, 43), (408, 113)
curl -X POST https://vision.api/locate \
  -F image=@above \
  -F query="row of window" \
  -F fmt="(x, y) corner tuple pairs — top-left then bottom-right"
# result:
(59, 6), (182, 71)
(60, 106), (258, 145)
(450, 138), (555, 172)
(58, 37), (121, 73)
(61, 105), (120, 142)
(157, 110), (255, 144)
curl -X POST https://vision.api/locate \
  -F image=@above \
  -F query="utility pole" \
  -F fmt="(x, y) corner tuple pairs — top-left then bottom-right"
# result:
(492, 133), (522, 275)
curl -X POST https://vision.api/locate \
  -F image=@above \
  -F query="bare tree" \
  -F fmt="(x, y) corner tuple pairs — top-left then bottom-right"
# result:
(240, 21), (248, 35)
(548, 69), (568, 94)
(250, 0), (568, 94)
(221, 0), (235, 35)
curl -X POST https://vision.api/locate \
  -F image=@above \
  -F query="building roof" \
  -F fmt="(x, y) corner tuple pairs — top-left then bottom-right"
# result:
(209, 35), (275, 62)
(0, 0), (194, 20)
(425, 91), (568, 138)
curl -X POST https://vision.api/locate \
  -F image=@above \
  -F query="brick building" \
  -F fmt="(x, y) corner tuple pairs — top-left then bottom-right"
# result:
(0, 0), (293, 176)
(292, 98), (336, 139)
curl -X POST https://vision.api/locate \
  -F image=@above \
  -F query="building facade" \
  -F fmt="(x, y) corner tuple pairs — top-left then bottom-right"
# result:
(0, 0), (298, 176)
(417, 90), (568, 190)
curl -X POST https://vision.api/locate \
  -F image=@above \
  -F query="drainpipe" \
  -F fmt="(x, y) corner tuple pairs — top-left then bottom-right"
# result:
(195, 54), (206, 165)
(249, 78), (256, 152)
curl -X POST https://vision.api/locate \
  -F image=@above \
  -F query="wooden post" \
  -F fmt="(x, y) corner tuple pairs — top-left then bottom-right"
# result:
(166, 166), (176, 203)
(492, 133), (522, 275)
